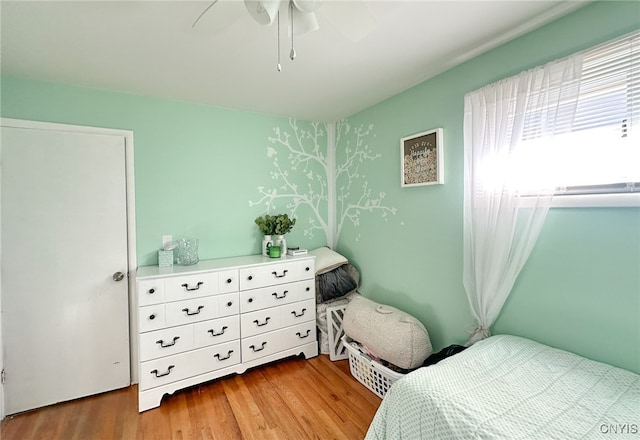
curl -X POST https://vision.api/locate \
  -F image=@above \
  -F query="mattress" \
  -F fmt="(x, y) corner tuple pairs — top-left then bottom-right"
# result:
(366, 335), (640, 439)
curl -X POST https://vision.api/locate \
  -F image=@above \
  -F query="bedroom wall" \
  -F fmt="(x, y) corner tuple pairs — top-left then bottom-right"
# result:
(1, 1), (638, 375)
(0, 81), (330, 266)
(337, 1), (640, 373)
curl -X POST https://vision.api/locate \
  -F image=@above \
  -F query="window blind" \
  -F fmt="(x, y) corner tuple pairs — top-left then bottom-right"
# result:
(572, 31), (640, 135)
(522, 30), (640, 196)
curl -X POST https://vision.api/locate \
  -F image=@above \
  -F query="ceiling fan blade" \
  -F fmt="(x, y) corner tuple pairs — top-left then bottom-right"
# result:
(292, 0), (323, 13)
(290, 8), (319, 36)
(245, 0), (282, 26)
(191, 0), (248, 35)
(192, 0), (219, 28)
(320, 0), (376, 42)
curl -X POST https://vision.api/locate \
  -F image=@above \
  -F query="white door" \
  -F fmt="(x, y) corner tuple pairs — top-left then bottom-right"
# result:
(1, 125), (131, 415)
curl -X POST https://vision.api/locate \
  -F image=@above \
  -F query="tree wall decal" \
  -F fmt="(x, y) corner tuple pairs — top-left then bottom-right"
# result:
(334, 119), (397, 243)
(249, 118), (397, 245)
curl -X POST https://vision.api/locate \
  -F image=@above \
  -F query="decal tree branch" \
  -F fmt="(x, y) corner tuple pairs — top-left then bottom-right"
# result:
(250, 118), (397, 244)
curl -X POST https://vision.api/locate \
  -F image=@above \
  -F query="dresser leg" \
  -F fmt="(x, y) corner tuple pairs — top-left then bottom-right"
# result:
(300, 342), (319, 359)
(138, 389), (164, 412)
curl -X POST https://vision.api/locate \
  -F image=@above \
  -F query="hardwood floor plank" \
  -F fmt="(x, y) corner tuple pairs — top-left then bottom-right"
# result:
(223, 374), (273, 440)
(0, 355), (381, 440)
(270, 360), (349, 440)
(200, 381), (245, 440)
(305, 356), (380, 429)
(118, 386), (142, 439)
(269, 360), (343, 440)
(242, 367), (309, 440)
(167, 392), (190, 440)
(262, 364), (319, 439)
(138, 397), (174, 440)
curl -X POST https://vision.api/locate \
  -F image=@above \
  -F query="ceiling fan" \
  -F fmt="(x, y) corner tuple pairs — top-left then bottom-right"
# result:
(192, 0), (375, 71)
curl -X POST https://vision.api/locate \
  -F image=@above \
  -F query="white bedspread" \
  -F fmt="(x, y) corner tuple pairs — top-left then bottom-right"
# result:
(366, 335), (639, 439)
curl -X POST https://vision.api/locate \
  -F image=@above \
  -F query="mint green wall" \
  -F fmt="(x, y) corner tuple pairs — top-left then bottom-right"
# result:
(1, 1), (638, 373)
(0, 79), (329, 265)
(338, 1), (640, 373)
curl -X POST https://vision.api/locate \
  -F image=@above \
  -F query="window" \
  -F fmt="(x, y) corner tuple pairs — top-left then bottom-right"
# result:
(518, 31), (639, 206)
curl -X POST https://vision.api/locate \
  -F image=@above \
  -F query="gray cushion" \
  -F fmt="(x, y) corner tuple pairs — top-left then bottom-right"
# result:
(317, 265), (358, 302)
(343, 295), (432, 370)
(315, 263), (359, 304)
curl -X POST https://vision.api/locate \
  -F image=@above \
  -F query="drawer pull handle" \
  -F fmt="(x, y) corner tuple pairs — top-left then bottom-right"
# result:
(272, 290), (288, 299)
(151, 365), (174, 378)
(226, 278), (233, 284)
(149, 313), (157, 320)
(253, 317), (271, 327)
(306, 287), (310, 292)
(271, 270), (288, 278)
(305, 267), (310, 271)
(291, 308), (306, 318)
(248, 298), (254, 303)
(250, 342), (267, 352)
(148, 288), (155, 294)
(214, 350), (234, 361)
(156, 336), (180, 348)
(182, 305), (204, 316)
(247, 275), (253, 281)
(296, 329), (311, 339)
(227, 301), (233, 307)
(181, 281), (203, 291)
(208, 326), (228, 337)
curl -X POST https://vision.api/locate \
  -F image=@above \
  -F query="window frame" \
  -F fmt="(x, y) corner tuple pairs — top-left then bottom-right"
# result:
(549, 193), (640, 208)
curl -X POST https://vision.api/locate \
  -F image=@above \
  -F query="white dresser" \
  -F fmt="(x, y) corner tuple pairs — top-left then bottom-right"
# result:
(135, 254), (317, 412)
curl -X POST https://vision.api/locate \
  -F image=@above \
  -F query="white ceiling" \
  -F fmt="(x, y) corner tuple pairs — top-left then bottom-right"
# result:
(1, 0), (589, 122)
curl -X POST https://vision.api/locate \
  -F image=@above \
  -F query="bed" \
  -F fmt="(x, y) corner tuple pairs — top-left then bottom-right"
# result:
(366, 335), (639, 439)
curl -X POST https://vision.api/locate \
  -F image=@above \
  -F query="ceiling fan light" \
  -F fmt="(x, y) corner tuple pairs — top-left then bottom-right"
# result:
(244, 0), (282, 26)
(292, 0), (323, 13)
(290, 8), (319, 36)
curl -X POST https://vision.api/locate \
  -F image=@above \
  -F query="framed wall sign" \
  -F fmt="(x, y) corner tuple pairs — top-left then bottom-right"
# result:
(400, 128), (444, 187)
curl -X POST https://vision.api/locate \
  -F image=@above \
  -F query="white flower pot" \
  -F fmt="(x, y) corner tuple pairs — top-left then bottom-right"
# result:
(262, 235), (274, 257)
(275, 235), (287, 257)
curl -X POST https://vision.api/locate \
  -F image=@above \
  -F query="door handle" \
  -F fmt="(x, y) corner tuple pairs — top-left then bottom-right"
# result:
(113, 271), (125, 282)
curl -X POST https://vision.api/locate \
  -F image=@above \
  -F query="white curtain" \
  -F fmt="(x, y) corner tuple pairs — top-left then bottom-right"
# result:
(463, 54), (583, 345)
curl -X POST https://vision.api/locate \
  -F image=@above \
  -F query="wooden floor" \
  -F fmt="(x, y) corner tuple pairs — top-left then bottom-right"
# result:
(0, 355), (381, 440)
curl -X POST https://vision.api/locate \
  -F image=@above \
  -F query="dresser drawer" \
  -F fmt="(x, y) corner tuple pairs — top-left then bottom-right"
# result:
(218, 292), (239, 317)
(279, 299), (315, 328)
(138, 279), (165, 306)
(139, 341), (241, 391)
(239, 259), (314, 290)
(139, 325), (194, 362)
(193, 315), (240, 348)
(240, 279), (315, 313)
(164, 296), (218, 327)
(164, 272), (219, 302)
(139, 304), (166, 333)
(281, 321), (317, 348)
(241, 308), (282, 338)
(218, 269), (239, 294)
(241, 330), (286, 363)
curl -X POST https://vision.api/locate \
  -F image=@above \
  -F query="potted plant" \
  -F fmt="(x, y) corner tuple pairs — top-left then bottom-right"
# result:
(255, 214), (277, 236)
(255, 214), (296, 256)
(274, 213), (296, 235)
